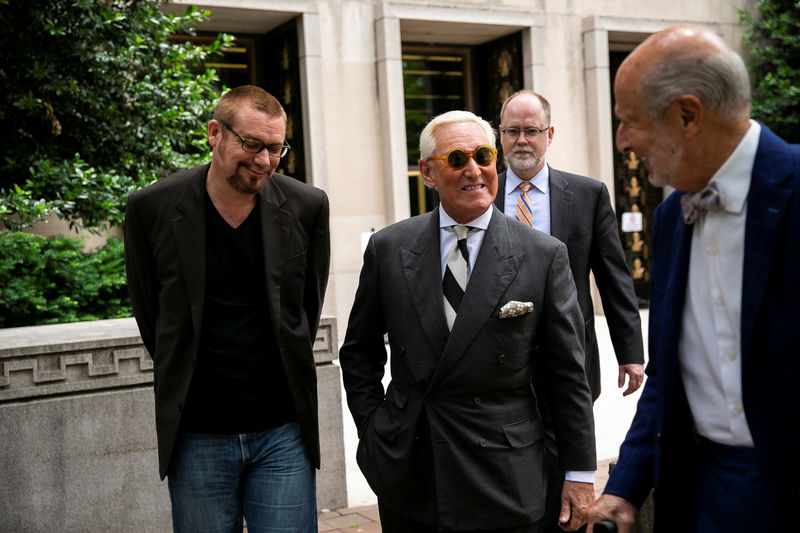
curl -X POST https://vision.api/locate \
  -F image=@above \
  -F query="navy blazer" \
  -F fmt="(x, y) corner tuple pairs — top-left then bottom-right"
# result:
(603, 125), (800, 530)
(495, 166), (643, 400)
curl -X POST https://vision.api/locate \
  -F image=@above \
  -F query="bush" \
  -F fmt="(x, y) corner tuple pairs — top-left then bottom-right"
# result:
(0, 231), (131, 327)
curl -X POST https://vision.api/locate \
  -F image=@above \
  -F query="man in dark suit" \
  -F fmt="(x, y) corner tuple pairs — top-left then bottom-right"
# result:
(587, 25), (800, 533)
(340, 110), (597, 532)
(495, 91), (644, 532)
(124, 85), (329, 532)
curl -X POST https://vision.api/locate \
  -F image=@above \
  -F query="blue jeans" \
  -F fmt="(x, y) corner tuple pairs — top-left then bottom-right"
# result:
(167, 421), (317, 533)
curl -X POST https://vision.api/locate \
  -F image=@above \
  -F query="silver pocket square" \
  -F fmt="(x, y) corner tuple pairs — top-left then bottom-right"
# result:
(499, 300), (534, 319)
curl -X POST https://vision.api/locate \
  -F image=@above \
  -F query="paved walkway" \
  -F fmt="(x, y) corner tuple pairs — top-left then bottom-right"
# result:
(317, 458), (614, 532)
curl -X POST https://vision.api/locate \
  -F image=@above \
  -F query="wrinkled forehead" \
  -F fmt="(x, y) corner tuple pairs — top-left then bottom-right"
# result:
(433, 121), (490, 150)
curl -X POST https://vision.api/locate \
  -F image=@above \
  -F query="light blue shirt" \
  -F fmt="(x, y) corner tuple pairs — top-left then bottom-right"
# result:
(437, 204), (492, 282)
(503, 164), (551, 235)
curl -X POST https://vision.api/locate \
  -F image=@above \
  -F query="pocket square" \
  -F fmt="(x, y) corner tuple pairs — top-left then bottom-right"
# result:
(499, 300), (534, 319)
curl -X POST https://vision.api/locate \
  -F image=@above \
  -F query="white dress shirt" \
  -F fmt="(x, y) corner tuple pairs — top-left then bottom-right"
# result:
(678, 120), (760, 447)
(503, 164), (551, 235)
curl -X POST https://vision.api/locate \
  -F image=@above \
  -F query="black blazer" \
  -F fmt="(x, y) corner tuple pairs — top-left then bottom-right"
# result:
(339, 207), (596, 530)
(494, 166), (643, 400)
(124, 164), (330, 479)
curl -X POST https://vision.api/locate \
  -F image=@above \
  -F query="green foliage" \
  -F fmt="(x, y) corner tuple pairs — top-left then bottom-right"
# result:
(739, 0), (800, 142)
(0, 0), (232, 230)
(0, 231), (132, 327)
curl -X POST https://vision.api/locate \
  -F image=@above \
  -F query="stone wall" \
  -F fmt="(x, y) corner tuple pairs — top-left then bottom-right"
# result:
(0, 317), (345, 532)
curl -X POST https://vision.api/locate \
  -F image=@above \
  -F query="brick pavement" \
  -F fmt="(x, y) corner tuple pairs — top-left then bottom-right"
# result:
(316, 458), (613, 532)
(318, 505), (382, 532)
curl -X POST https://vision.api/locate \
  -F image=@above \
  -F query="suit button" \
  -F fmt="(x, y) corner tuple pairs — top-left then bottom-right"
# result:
(479, 439), (487, 447)
(399, 346), (406, 356)
(177, 403), (183, 413)
(473, 396), (482, 405)
(497, 354), (506, 364)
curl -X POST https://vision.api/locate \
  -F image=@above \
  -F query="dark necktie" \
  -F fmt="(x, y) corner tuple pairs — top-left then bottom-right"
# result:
(443, 225), (470, 330)
(681, 182), (723, 224)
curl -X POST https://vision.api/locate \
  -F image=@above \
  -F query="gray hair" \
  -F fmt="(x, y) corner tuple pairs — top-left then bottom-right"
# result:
(419, 110), (496, 160)
(639, 47), (750, 121)
(499, 90), (551, 125)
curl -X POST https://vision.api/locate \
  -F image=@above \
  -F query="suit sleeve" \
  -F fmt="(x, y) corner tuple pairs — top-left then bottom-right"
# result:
(603, 201), (667, 507)
(303, 191), (331, 340)
(123, 195), (158, 358)
(590, 183), (644, 365)
(338, 235), (389, 437)
(538, 242), (597, 471)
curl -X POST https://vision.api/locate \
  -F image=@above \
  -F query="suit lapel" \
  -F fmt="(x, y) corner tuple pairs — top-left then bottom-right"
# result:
(171, 168), (208, 338)
(548, 167), (572, 242)
(651, 196), (693, 386)
(400, 211), (450, 357)
(430, 209), (521, 388)
(741, 127), (794, 364)
(259, 177), (292, 341)
(494, 171), (507, 212)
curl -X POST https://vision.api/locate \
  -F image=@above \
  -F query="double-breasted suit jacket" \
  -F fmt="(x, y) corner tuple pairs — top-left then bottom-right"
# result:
(339, 206), (596, 531)
(603, 125), (800, 530)
(495, 166), (643, 400)
(124, 164), (330, 479)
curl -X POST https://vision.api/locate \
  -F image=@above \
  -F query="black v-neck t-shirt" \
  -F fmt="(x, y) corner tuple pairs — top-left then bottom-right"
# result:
(180, 193), (297, 433)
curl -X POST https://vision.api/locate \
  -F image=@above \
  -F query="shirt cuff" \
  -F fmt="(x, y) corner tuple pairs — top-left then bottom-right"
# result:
(565, 471), (595, 483)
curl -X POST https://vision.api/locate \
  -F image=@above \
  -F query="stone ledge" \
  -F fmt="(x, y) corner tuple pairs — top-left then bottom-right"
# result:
(0, 316), (338, 402)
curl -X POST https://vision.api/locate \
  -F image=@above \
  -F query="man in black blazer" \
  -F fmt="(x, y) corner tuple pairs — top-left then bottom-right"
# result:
(125, 86), (329, 532)
(340, 110), (596, 532)
(495, 91), (644, 532)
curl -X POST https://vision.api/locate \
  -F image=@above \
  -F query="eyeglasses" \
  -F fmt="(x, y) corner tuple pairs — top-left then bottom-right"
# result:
(501, 127), (549, 140)
(428, 145), (498, 170)
(218, 120), (291, 158)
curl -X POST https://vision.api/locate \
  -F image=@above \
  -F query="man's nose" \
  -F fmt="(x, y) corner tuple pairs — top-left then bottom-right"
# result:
(463, 155), (481, 175)
(253, 149), (272, 166)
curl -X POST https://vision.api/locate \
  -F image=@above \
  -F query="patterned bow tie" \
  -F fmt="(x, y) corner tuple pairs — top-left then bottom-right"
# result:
(681, 182), (723, 224)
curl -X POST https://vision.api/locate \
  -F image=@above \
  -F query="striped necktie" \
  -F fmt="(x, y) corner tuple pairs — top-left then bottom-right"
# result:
(443, 225), (470, 330)
(516, 181), (533, 226)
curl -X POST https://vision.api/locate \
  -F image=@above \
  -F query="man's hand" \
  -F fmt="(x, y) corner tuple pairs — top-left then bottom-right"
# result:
(618, 364), (644, 396)
(558, 480), (595, 531)
(586, 494), (636, 533)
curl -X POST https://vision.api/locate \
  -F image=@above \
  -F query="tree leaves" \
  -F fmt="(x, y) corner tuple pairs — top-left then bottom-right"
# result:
(0, 0), (231, 230)
(739, 0), (800, 142)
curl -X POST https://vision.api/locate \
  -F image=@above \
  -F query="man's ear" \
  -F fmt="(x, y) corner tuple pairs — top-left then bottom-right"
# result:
(674, 95), (704, 136)
(208, 119), (221, 148)
(419, 159), (437, 188)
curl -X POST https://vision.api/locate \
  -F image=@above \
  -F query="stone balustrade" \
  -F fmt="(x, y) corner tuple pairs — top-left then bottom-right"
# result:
(0, 316), (345, 532)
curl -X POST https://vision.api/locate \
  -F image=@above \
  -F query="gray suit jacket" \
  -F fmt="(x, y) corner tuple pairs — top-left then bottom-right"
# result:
(339, 206), (596, 530)
(495, 166), (643, 400)
(124, 164), (330, 479)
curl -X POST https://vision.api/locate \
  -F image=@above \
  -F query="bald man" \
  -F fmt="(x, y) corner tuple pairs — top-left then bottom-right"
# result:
(586, 25), (800, 533)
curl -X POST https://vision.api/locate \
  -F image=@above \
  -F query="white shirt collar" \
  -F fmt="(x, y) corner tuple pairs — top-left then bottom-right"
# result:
(438, 203), (493, 230)
(707, 120), (760, 215)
